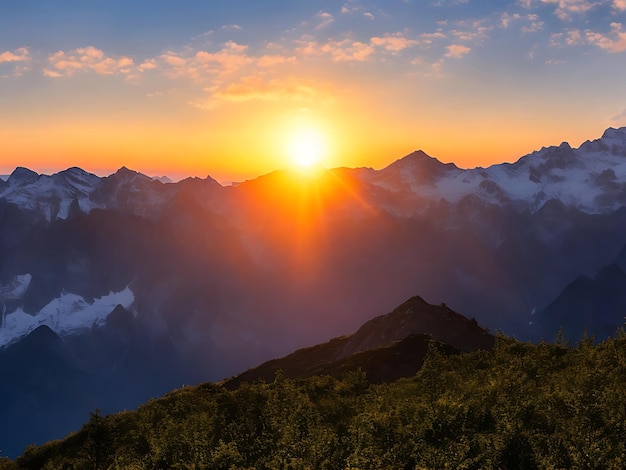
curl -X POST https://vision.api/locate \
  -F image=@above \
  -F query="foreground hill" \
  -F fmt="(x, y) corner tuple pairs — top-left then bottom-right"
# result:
(7, 328), (626, 469)
(224, 296), (494, 388)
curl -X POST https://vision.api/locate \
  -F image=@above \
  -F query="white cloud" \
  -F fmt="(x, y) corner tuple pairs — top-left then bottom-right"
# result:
(221, 24), (242, 31)
(363, 12), (375, 20)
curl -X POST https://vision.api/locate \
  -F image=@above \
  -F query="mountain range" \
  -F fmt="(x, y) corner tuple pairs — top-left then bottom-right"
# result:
(2, 126), (626, 456)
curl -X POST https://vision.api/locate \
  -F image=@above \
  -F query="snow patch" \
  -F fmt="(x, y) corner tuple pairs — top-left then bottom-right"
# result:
(0, 287), (135, 348)
(1, 273), (32, 301)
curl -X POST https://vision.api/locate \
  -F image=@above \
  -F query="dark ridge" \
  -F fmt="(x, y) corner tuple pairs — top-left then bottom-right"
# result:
(223, 295), (493, 389)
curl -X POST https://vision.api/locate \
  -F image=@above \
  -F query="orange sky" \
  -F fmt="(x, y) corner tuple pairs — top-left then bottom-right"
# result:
(1, 1), (625, 182)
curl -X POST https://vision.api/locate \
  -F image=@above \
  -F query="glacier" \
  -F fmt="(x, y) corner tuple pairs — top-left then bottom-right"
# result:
(0, 286), (135, 348)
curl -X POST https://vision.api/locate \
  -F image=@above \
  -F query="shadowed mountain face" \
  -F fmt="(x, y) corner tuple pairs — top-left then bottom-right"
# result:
(2, 127), (626, 456)
(533, 263), (626, 342)
(224, 296), (494, 388)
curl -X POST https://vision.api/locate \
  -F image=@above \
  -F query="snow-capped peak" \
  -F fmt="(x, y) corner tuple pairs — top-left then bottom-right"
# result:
(601, 126), (626, 142)
(0, 285), (135, 348)
(360, 126), (626, 214)
(8, 167), (39, 185)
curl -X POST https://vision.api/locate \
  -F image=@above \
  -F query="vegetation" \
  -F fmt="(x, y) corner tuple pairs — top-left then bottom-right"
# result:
(5, 331), (626, 469)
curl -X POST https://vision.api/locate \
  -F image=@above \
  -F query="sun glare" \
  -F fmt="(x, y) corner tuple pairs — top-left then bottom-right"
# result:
(286, 127), (328, 169)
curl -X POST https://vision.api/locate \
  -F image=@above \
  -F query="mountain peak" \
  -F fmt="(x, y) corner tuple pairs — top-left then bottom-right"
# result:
(223, 295), (494, 389)
(601, 126), (626, 141)
(376, 150), (461, 190)
(113, 166), (142, 177)
(8, 167), (39, 185)
(342, 295), (493, 356)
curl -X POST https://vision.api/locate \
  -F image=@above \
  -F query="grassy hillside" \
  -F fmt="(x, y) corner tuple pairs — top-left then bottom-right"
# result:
(4, 332), (626, 469)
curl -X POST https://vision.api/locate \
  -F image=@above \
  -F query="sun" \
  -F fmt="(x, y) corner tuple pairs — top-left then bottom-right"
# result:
(286, 127), (328, 169)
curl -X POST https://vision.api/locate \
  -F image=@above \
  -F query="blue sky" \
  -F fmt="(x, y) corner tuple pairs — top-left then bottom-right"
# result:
(1, 0), (625, 180)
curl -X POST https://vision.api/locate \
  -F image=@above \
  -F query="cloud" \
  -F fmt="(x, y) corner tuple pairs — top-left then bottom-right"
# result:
(586, 22), (626, 52)
(540, 0), (601, 21)
(451, 19), (491, 42)
(0, 47), (30, 77)
(295, 38), (375, 62)
(160, 41), (253, 81)
(45, 46), (135, 77)
(221, 24), (242, 31)
(315, 11), (334, 30)
(432, 0), (469, 5)
(138, 59), (158, 71)
(445, 44), (471, 58)
(501, 13), (522, 29)
(614, 0), (626, 11)
(371, 32), (419, 52)
(0, 47), (30, 63)
(566, 29), (584, 44)
(256, 54), (298, 67)
(611, 108), (626, 123)
(420, 31), (447, 44)
(363, 12), (375, 20)
(341, 1), (362, 14)
(210, 76), (331, 104)
(521, 15), (545, 33)
(42, 69), (63, 78)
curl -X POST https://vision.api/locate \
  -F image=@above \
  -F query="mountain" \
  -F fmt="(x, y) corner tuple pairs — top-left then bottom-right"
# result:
(224, 296), (494, 388)
(0, 325), (96, 458)
(3, 126), (626, 457)
(361, 127), (626, 215)
(533, 261), (626, 342)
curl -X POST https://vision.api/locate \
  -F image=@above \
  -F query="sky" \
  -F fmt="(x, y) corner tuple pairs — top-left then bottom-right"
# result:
(1, 0), (626, 182)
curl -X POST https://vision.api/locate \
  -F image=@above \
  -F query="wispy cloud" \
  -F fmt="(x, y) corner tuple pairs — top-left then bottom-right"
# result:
(221, 24), (242, 31)
(501, 13), (544, 32)
(586, 22), (626, 52)
(315, 11), (335, 30)
(451, 19), (492, 42)
(160, 41), (252, 81)
(611, 108), (626, 123)
(371, 32), (419, 52)
(540, 0), (602, 21)
(207, 76), (333, 105)
(341, 1), (362, 14)
(45, 46), (134, 77)
(256, 54), (298, 67)
(445, 44), (471, 58)
(295, 38), (375, 62)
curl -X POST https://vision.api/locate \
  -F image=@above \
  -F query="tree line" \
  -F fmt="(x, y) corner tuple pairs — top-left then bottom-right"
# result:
(3, 331), (626, 469)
